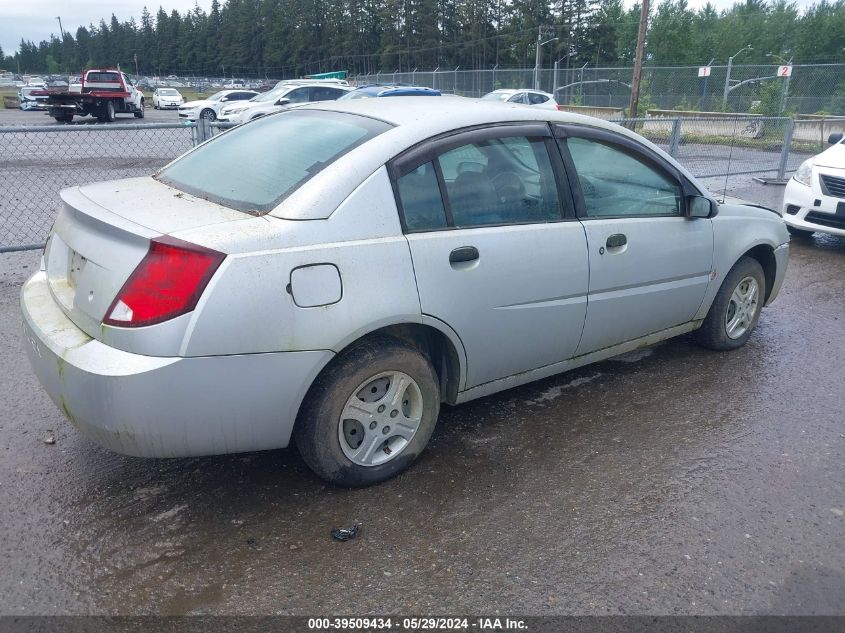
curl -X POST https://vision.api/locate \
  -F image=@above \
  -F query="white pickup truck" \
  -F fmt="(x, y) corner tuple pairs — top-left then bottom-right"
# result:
(43, 69), (145, 123)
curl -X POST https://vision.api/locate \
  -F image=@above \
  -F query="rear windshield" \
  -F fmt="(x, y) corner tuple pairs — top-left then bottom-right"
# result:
(86, 72), (120, 83)
(157, 110), (392, 214)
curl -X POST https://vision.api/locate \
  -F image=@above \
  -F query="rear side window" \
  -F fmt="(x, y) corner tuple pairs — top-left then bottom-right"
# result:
(439, 137), (562, 227)
(528, 93), (549, 104)
(394, 135), (564, 231)
(158, 110), (391, 214)
(396, 162), (448, 231)
(311, 87), (345, 101)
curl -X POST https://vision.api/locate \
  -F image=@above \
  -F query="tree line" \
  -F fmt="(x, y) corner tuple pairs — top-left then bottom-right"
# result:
(3, 0), (845, 79)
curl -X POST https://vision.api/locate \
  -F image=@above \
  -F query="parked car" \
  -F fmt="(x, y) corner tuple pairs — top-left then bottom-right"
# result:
(218, 83), (351, 123)
(18, 86), (49, 110)
(177, 89), (258, 121)
(152, 88), (185, 109)
(21, 99), (789, 487)
(482, 88), (559, 109)
(782, 131), (845, 238)
(339, 85), (441, 99)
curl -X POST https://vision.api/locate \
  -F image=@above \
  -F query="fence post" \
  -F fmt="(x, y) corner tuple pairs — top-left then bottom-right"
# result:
(777, 118), (794, 181)
(668, 118), (682, 157)
(196, 118), (211, 145)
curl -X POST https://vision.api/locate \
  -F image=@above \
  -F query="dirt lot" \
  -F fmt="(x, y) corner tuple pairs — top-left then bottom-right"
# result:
(0, 178), (843, 614)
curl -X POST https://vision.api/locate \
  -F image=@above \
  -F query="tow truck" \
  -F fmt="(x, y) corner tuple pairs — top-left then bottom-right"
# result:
(43, 69), (145, 123)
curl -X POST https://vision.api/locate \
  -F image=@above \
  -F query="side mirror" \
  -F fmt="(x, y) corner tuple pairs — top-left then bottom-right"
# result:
(687, 195), (718, 219)
(220, 96), (229, 102)
(275, 98), (290, 106)
(829, 132), (843, 145)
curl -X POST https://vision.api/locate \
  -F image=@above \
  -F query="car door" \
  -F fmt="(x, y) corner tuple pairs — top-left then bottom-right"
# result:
(390, 123), (590, 389)
(555, 125), (714, 355)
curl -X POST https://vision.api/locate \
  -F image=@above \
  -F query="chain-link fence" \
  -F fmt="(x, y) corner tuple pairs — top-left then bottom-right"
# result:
(352, 63), (845, 116)
(0, 122), (197, 252)
(2, 114), (842, 252)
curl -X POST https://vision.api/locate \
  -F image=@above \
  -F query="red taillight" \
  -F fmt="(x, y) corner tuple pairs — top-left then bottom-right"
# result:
(556, 104), (563, 110)
(103, 236), (225, 328)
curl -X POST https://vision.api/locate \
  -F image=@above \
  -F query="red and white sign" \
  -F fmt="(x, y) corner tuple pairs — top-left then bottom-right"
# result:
(698, 66), (712, 77)
(778, 65), (793, 77)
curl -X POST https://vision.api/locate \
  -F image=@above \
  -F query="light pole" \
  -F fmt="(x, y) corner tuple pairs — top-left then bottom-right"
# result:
(767, 52), (793, 114)
(722, 45), (752, 110)
(534, 33), (558, 91)
(553, 53), (574, 103)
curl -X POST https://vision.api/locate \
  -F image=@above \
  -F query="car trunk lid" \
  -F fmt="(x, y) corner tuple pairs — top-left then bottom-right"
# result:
(45, 177), (245, 340)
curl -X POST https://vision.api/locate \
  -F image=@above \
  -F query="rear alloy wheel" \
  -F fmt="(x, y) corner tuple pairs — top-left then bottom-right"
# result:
(696, 257), (766, 351)
(295, 335), (440, 487)
(200, 108), (216, 122)
(787, 225), (814, 238)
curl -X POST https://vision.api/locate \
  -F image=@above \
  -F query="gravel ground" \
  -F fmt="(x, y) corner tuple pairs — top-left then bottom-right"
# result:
(0, 179), (843, 616)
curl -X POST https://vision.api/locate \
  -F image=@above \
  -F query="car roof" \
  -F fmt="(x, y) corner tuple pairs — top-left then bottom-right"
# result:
(269, 97), (701, 221)
(351, 85), (440, 97)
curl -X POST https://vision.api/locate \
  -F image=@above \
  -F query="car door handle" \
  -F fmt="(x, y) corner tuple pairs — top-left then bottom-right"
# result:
(606, 234), (627, 248)
(449, 246), (479, 264)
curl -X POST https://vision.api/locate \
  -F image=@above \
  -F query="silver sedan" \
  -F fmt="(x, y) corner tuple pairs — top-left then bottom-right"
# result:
(21, 98), (789, 486)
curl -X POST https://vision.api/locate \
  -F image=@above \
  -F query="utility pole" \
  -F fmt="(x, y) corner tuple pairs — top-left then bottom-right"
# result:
(628, 0), (650, 118)
(534, 26), (557, 91)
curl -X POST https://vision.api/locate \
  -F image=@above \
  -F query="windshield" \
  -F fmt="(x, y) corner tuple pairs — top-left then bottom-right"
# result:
(159, 89), (179, 96)
(339, 90), (376, 100)
(482, 92), (512, 101)
(251, 87), (288, 103)
(157, 110), (392, 214)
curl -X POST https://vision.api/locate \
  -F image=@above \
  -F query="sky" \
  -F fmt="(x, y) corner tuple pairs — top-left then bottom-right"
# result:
(0, 0), (821, 58)
(0, 0), (213, 55)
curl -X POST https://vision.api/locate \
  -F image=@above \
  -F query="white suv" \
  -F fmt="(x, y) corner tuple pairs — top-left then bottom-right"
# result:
(218, 83), (351, 123)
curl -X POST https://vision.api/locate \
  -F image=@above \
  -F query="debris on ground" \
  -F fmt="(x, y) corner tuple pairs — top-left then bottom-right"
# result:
(42, 430), (55, 445)
(331, 524), (360, 542)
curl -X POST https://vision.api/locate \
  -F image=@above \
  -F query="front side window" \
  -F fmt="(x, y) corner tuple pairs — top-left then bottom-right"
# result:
(566, 137), (682, 218)
(158, 110), (392, 214)
(286, 87), (311, 103)
(507, 93), (528, 104)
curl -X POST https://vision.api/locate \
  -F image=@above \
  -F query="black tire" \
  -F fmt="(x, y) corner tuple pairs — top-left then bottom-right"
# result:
(294, 335), (440, 487)
(54, 111), (73, 123)
(98, 100), (115, 123)
(134, 100), (144, 118)
(696, 256), (766, 351)
(200, 108), (216, 122)
(787, 225), (814, 238)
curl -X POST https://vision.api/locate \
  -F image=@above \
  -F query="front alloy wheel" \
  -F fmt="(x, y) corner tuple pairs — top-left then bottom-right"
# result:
(696, 256), (766, 351)
(725, 276), (759, 340)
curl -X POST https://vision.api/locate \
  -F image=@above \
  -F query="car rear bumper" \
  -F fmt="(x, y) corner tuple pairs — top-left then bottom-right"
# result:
(783, 176), (845, 237)
(21, 271), (332, 458)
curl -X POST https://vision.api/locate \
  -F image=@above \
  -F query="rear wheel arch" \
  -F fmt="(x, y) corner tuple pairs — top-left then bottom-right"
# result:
(304, 321), (465, 409)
